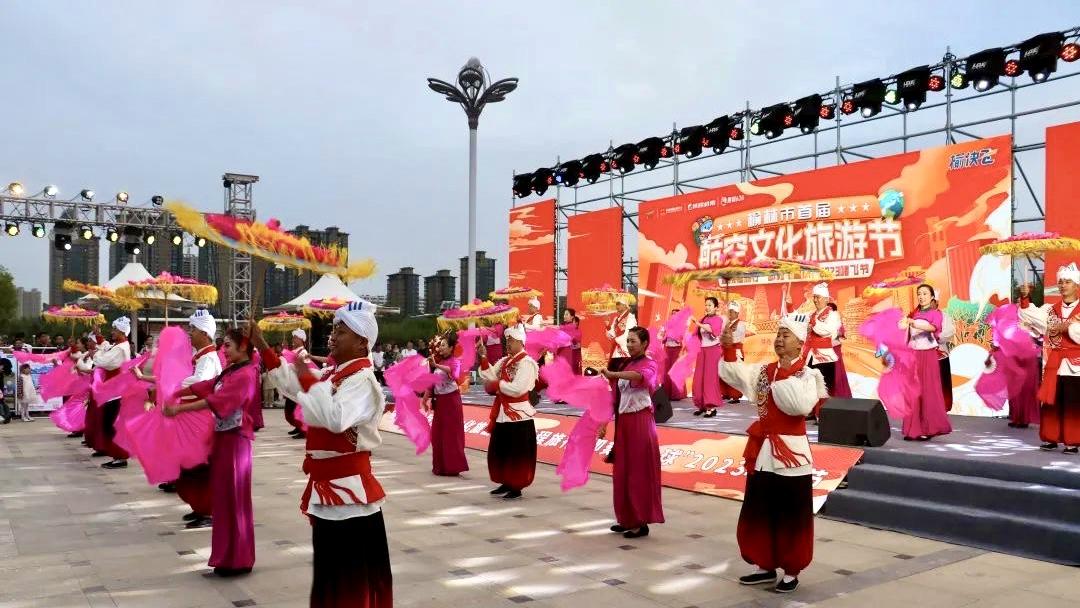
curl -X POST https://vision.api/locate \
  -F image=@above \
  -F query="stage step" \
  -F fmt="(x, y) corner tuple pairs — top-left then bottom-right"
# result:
(822, 454), (1080, 565)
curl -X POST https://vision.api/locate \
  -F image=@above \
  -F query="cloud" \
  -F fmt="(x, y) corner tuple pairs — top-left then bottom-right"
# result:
(638, 236), (690, 269)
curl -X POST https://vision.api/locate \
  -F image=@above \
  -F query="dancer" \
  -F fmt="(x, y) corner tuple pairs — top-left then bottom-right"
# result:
(720, 301), (746, 404)
(256, 300), (392, 607)
(599, 327), (665, 539)
(166, 327), (257, 577)
(827, 302), (854, 399)
(16, 364), (40, 421)
(483, 323), (505, 365)
(556, 308), (582, 374)
(692, 297), (724, 418)
(284, 328), (310, 439)
(658, 308), (687, 401)
(1007, 284), (1043, 428)
(899, 284), (953, 441)
(606, 298), (636, 360)
(1019, 263), (1080, 454)
(426, 333), (468, 476)
(720, 313), (825, 594)
(522, 298), (545, 330)
(95, 317), (132, 469)
(805, 283), (842, 401)
(477, 324), (539, 500)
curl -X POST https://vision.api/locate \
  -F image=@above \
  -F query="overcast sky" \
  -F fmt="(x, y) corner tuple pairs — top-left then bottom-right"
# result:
(1, 1), (1077, 301)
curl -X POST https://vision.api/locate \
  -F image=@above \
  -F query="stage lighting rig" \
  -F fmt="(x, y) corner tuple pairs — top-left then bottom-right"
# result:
(793, 95), (823, 133)
(1062, 42), (1080, 63)
(7, 182), (24, 196)
(704, 116), (731, 153)
(43, 185), (59, 198)
(674, 126), (707, 158)
(31, 223), (45, 238)
(635, 137), (670, 170)
(580, 154), (608, 184)
(79, 226), (94, 240)
(897, 66), (931, 111)
(852, 79), (887, 118)
(555, 160), (582, 186)
(80, 189), (95, 201)
(611, 143), (637, 174)
(54, 222), (73, 251)
(195, 237), (207, 248)
(966, 48), (1006, 91)
(106, 228), (120, 243)
(1019, 32), (1065, 83)
(116, 191), (129, 204)
(171, 232), (183, 246)
(151, 195), (164, 206)
(5, 223), (18, 236)
(512, 173), (533, 198)
(531, 168), (554, 195)
(122, 228), (142, 255)
(755, 104), (793, 139)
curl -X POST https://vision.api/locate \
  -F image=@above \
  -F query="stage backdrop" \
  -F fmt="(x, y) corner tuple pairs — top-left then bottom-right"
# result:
(639, 135), (1013, 416)
(1045, 121), (1080, 284)
(568, 208), (624, 371)
(508, 199), (557, 318)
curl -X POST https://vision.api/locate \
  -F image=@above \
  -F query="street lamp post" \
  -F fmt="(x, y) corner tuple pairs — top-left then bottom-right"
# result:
(428, 58), (518, 305)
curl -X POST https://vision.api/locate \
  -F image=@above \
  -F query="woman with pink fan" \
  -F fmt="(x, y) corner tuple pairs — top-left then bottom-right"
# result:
(283, 329), (310, 439)
(166, 327), (257, 577)
(898, 284), (953, 441)
(691, 297), (725, 418)
(555, 309), (582, 375)
(425, 333), (469, 477)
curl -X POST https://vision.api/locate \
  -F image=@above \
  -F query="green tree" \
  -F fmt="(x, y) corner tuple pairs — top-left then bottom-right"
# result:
(0, 266), (16, 324)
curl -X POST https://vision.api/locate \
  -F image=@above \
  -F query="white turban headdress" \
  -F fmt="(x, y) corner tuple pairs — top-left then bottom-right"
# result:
(188, 309), (216, 339)
(333, 300), (379, 347)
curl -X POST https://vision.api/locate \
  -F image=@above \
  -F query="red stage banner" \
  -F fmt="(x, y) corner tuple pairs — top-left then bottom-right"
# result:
(508, 199), (557, 318)
(1045, 121), (1080, 284)
(380, 403), (862, 512)
(568, 208), (624, 371)
(639, 136), (1013, 416)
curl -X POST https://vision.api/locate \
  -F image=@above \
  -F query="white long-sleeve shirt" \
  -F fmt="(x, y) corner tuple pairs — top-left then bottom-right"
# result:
(606, 311), (637, 358)
(806, 308), (841, 365)
(265, 357), (386, 520)
(522, 314), (545, 330)
(719, 361), (825, 476)
(93, 340), (131, 372)
(182, 347), (223, 390)
(1020, 299), (1080, 376)
(478, 352), (538, 423)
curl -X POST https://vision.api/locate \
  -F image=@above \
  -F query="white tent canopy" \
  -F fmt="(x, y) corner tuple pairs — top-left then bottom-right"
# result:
(270, 273), (359, 310)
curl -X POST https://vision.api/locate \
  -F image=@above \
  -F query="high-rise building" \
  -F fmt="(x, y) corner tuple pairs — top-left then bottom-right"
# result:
(459, 250), (496, 304)
(387, 267), (421, 316)
(291, 225), (349, 293)
(49, 238), (100, 307)
(424, 270), (456, 314)
(264, 264), (303, 308)
(15, 287), (42, 318)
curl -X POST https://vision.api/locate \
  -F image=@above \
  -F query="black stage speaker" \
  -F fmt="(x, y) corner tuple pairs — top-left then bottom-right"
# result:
(652, 387), (673, 424)
(817, 398), (890, 447)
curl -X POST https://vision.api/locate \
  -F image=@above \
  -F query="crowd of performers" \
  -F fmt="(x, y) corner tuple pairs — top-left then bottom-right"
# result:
(29, 262), (1080, 603)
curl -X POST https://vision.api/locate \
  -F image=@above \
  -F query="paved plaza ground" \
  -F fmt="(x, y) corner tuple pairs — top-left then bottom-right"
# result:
(2, 414), (1079, 608)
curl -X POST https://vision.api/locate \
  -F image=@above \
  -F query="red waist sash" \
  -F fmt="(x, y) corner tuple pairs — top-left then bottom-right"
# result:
(1039, 343), (1080, 405)
(300, 451), (385, 514)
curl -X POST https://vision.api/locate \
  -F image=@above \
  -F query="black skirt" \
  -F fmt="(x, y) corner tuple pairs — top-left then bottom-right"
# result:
(310, 511), (393, 608)
(487, 419), (537, 490)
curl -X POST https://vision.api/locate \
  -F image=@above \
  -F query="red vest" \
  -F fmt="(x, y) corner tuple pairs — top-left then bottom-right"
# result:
(743, 359), (819, 473)
(1039, 301), (1080, 404)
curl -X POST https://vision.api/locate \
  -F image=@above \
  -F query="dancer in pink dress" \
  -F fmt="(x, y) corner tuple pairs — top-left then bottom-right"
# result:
(899, 284), (953, 441)
(692, 297), (725, 418)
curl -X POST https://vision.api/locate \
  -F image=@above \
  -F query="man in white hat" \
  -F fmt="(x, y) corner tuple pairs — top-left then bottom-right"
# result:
(477, 324), (539, 500)
(94, 316), (134, 469)
(720, 300), (748, 404)
(1019, 262), (1080, 454)
(283, 328), (310, 439)
(253, 299), (393, 606)
(719, 313), (826, 594)
(804, 283), (842, 413)
(522, 298), (546, 330)
(606, 297), (637, 360)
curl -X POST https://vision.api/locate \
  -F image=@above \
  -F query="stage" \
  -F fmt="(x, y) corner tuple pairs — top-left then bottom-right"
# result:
(461, 387), (1080, 565)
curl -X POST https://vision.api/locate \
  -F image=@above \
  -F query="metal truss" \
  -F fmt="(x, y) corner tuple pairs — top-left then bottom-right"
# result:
(516, 27), (1080, 308)
(0, 197), (176, 230)
(223, 173), (258, 324)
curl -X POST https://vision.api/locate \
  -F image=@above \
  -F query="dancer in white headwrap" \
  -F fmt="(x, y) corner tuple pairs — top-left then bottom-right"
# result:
(96, 317), (133, 469)
(522, 298), (545, 330)
(284, 328), (310, 439)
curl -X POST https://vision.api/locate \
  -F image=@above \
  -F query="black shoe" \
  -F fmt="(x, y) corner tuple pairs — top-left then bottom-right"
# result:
(287, 428), (300, 436)
(739, 570), (777, 586)
(727, 398), (740, 404)
(503, 490), (522, 500)
(293, 432), (306, 439)
(1040, 442), (1059, 451)
(623, 525), (649, 539)
(159, 482), (177, 493)
(692, 410), (704, 417)
(81, 440), (89, 445)
(703, 409), (717, 418)
(182, 511), (202, 522)
(102, 460), (128, 469)
(610, 524), (628, 533)
(1007, 422), (1029, 429)
(489, 484), (510, 495)
(67, 432), (83, 438)
(775, 577), (799, 593)
(213, 567), (251, 577)
(1065, 447), (1079, 455)
(185, 517), (212, 529)
(916, 435), (931, 442)
(91, 451), (107, 457)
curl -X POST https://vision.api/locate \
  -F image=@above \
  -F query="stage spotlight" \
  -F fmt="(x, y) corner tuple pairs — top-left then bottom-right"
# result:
(5, 223), (18, 236)
(124, 241), (141, 256)
(116, 191), (129, 204)
(44, 185), (59, 197)
(756, 104), (792, 139)
(675, 126), (707, 158)
(79, 226), (94, 240)
(611, 143), (638, 173)
(531, 168), (554, 195)
(512, 173), (533, 198)
(106, 228), (119, 243)
(554, 160), (582, 187)
(819, 102), (836, 120)
(54, 233), (72, 251)
(884, 89), (900, 105)
(1004, 59), (1022, 77)
(80, 189), (95, 201)
(171, 232), (183, 246)
(31, 224), (45, 238)
(898, 66), (931, 111)
(840, 97), (857, 115)
(729, 125), (744, 141)
(793, 95), (823, 133)
(144, 233), (157, 246)
(928, 73), (946, 92)
(704, 116), (731, 153)
(852, 79), (886, 118)
(151, 195), (164, 206)
(195, 237), (207, 248)
(1020, 32), (1065, 83)
(7, 182), (24, 196)
(635, 137), (670, 170)
(580, 154), (608, 184)
(1062, 42), (1080, 63)
(951, 69), (969, 90)
(966, 48), (1005, 91)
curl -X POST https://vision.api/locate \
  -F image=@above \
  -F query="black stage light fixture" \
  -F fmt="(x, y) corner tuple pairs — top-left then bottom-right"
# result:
(852, 79), (887, 118)
(54, 233), (72, 251)
(966, 48), (1006, 91)
(819, 101), (836, 120)
(897, 66), (931, 111)
(554, 160), (582, 186)
(79, 189), (95, 201)
(512, 173), (533, 198)
(124, 241), (141, 255)
(144, 233), (157, 246)
(1061, 42), (1080, 63)
(840, 97), (857, 115)
(122, 227), (142, 255)
(1003, 58), (1023, 77)
(151, 195), (164, 206)
(675, 126), (707, 158)
(928, 72), (946, 92)
(4, 223), (18, 236)
(635, 137), (670, 170)
(704, 116), (731, 153)
(756, 104), (793, 139)
(31, 223), (46, 238)
(793, 94), (823, 133)
(79, 225), (94, 240)
(171, 232), (183, 246)
(195, 236), (207, 248)
(531, 168), (554, 195)
(106, 227), (120, 243)
(729, 123), (744, 141)
(610, 143), (638, 174)
(580, 154), (609, 184)
(1019, 32), (1065, 83)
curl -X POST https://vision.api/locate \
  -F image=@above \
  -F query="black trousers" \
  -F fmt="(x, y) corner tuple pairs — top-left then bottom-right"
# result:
(310, 512), (393, 608)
